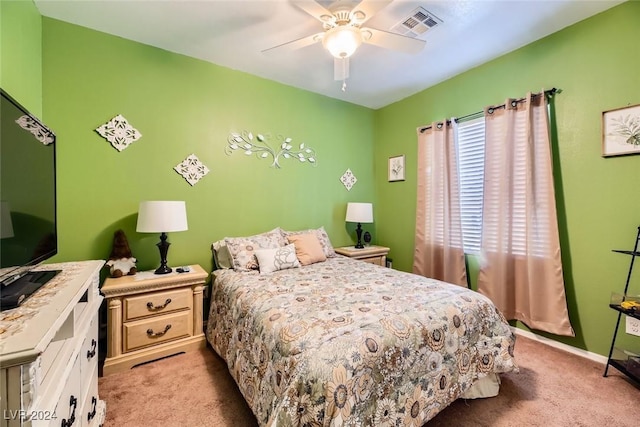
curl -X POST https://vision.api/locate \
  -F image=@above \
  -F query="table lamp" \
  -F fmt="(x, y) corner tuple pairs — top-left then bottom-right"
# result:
(345, 202), (373, 249)
(136, 201), (188, 274)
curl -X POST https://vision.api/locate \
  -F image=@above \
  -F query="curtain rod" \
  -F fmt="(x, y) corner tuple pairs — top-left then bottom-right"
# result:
(418, 87), (559, 133)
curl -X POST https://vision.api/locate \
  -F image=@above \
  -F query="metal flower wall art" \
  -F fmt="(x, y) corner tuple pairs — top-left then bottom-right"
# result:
(174, 154), (210, 186)
(95, 114), (142, 152)
(226, 131), (317, 169)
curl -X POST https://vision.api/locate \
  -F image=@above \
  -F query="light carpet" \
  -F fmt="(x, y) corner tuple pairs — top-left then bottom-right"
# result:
(98, 335), (639, 426)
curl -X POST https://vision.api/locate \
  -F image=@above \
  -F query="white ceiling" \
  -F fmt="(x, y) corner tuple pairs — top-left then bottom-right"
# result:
(34, 0), (624, 109)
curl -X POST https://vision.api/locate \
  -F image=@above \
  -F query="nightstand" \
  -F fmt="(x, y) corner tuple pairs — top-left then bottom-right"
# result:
(101, 264), (208, 375)
(334, 245), (390, 266)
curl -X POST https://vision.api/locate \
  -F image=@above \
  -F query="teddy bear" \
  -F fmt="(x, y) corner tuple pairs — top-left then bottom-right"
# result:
(106, 229), (137, 278)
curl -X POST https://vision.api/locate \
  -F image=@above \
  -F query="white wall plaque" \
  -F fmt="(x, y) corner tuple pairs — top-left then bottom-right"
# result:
(340, 168), (357, 191)
(95, 114), (142, 152)
(174, 154), (210, 186)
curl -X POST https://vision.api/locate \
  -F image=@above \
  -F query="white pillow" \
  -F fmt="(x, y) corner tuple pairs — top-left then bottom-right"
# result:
(224, 228), (287, 272)
(254, 244), (300, 274)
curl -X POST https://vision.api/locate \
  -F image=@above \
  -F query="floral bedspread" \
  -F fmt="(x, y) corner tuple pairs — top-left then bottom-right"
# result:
(206, 256), (517, 427)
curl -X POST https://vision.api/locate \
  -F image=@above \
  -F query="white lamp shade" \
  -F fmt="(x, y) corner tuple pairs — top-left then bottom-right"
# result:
(136, 201), (188, 233)
(346, 202), (373, 223)
(322, 26), (362, 58)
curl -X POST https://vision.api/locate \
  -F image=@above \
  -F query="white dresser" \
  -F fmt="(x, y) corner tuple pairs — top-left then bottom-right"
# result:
(0, 260), (105, 427)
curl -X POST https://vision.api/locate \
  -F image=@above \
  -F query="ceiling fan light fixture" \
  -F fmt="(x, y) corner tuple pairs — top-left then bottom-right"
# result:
(322, 26), (362, 58)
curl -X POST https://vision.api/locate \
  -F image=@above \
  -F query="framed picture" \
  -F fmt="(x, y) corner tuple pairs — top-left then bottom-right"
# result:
(388, 155), (405, 182)
(602, 103), (640, 157)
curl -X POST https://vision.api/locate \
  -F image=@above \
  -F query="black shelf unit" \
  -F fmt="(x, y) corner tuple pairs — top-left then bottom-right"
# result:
(603, 226), (640, 384)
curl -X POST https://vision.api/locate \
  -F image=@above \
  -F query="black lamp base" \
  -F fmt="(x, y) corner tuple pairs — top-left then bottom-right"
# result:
(154, 264), (172, 275)
(154, 232), (173, 275)
(355, 223), (364, 249)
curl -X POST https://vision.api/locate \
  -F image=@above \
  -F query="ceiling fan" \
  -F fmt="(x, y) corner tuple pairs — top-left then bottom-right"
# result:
(263, 0), (426, 91)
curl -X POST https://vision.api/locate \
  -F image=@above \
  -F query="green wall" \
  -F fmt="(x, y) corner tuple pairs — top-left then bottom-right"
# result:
(374, 1), (640, 356)
(39, 18), (376, 274)
(0, 0), (42, 116)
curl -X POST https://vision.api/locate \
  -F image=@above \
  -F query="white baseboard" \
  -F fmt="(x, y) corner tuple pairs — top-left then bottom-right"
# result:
(511, 327), (608, 365)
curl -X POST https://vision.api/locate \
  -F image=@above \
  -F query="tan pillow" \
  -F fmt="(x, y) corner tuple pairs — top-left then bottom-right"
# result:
(287, 233), (327, 265)
(282, 226), (336, 258)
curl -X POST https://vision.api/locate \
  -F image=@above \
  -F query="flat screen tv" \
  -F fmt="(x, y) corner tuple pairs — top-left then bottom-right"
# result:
(0, 89), (59, 309)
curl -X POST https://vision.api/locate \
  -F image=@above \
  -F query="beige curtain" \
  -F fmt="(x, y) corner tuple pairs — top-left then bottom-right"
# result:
(413, 121), (467, 287)
(478, 92), (574, 336)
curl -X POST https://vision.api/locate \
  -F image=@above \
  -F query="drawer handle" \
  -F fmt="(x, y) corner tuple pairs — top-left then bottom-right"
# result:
(87, 339), (97, 360)
(87, 396), (97, 422)
(147, 324), (172, 337)
(60, 395), (77, 427)
(147, 298), (172, 311)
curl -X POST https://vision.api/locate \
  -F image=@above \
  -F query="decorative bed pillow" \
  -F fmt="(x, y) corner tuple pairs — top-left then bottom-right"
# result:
(282, 226), (336, 258)
(224, 228), (287, 272)
(211, 240), (233, 269)
(286, 233), (327, 265)
(254, 244), (300, 274)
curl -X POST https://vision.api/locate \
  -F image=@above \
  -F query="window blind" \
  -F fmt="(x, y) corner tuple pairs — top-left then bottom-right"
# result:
(457, 117), (485, 254)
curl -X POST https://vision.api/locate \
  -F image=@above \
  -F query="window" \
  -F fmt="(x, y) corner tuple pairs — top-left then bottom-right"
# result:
(456, 117), (485, 254)
(456, 110), (551, 256)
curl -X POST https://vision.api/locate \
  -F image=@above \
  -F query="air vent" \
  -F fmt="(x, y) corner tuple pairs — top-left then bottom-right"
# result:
(391, 7), (442, 39)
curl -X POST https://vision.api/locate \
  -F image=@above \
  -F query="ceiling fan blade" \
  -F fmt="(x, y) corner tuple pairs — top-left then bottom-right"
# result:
(291, 0), (335, 24)
(262, 32), (324, 54)
(334, 57), (349, 81)
(350, 0), (393, 24)
(361, 27), (426, 54)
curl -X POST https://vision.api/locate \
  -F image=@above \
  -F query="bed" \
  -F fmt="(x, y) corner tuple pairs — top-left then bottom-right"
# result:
(205, 228), (518, 426)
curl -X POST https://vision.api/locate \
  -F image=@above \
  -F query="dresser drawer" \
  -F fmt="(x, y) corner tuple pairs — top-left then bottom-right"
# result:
(123, 288), (192, 321)
(80, 316), (99, 382)
(123, 311), (192, 352)
(362, 255), (385, 266)
(51, 354), (81, 427)
(39, 338), (65, 387)
(80, 365), (99, 427)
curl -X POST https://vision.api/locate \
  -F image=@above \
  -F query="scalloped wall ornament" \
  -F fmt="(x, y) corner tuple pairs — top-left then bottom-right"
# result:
(95, 114), (142, 152)
(174, 154), (210, 186)
(226, 130), (317, 169)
